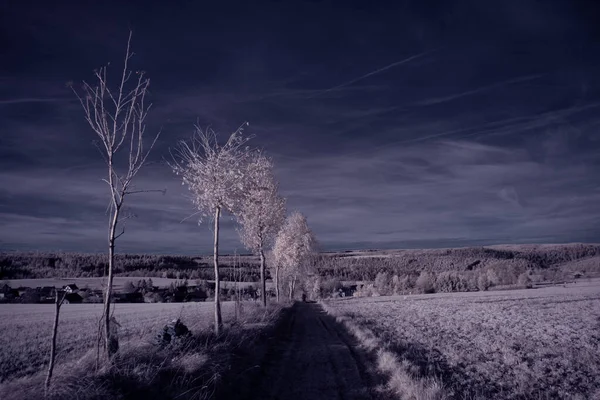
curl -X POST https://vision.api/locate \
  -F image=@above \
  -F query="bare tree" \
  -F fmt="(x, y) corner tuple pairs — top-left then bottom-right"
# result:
(71, 32), (161, 358)
(45, 289), (67, 393)
(170, 123), (251, 335)
(236, 151), (286, 307)
(272, 211), (317, 301)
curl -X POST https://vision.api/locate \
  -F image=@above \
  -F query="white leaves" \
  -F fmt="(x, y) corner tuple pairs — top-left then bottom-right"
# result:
(170, 124), (254, 222)
(235, 152), (286, 254)
(272, 211), (317, 277)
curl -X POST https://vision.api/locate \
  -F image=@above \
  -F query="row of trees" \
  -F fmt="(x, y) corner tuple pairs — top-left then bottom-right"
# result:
(73, 33), (317, 359)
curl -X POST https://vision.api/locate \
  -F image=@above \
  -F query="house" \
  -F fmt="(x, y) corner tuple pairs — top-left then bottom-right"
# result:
(64, 284), (79, 293)
(64, 293), (83, 304)
(0, 284), (11, 299)
(20, 288), (41, 303)
(39, 287), (56, 302)
(0, 284), (18, 301)
(185, 291), (207, 302)
(124, 292), (143, 303)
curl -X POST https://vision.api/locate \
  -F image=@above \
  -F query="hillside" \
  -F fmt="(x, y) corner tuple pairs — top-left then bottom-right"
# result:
(2, 243), (599, 284)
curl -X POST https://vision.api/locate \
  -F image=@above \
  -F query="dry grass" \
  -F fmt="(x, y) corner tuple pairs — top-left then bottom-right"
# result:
(322, 302), (448, 400)
(0, 301), (285, 400)
(0, 302), (237, 382)
(324, 281), (600, 400)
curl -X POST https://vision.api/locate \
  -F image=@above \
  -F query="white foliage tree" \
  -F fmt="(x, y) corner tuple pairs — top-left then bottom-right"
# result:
(170, 123), (251, 334)
(271, 211), (317, 301)
(71, 32), (161, 358)
(236, 151), (286, 307)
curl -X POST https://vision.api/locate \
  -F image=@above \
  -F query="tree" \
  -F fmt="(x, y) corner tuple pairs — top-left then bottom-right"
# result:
(170, 124), (251, 335)
(416, 271), (435, 294)
(271, 212), (317, 301)
(71, 32), (161, 359)
(235, 151), (286, 307)
(123, 280), (136, 294)
(45, 289), (66, 393)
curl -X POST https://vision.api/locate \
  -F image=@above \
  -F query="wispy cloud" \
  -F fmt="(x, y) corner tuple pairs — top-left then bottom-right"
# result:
(306, 49), (438, 98)
(0, 97), (71, 105)
(415, 74), (544, 106)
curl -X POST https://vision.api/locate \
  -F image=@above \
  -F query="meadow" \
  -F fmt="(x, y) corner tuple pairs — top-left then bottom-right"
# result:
(0, 302), (238, 383)
(325, 280), (600, 400)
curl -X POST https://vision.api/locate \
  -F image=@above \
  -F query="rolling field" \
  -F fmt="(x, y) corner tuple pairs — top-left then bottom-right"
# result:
(0, 302), (238, 383)
(325, 281), (600, 399)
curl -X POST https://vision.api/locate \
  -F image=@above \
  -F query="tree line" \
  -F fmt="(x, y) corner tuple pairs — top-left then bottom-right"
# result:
(65, 33), (318, 362)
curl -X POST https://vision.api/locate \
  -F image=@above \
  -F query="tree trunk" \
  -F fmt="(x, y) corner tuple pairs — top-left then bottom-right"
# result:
(104, 207), (119, 358)
(213, 206), (222, 335)
(259, 247), (266, 307)
(45, 290), (64, 392)
(290, 275), (297, 300)
(275, 265), (280, 303)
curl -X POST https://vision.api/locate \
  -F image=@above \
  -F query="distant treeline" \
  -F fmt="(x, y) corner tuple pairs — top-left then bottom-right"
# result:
(0, 252), (262, 281)
(2, 244), (599, 288)
(315, 244), (600, 281)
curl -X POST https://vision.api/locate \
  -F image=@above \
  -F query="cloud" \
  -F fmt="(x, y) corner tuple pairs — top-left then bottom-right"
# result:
(0, 97), (71, 105)
(415, 74), (544, 107)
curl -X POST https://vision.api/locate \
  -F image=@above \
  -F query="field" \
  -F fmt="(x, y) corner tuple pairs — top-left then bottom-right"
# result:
(325, 280), (600, 399)
(0, 301), (239, 383)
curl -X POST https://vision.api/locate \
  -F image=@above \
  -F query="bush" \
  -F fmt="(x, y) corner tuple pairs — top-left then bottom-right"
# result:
(354, 283), (375, 297)
(374, 272), (392, 296)
(477, 272), (490, 291)
(122, 281), (136, 293)
(517, 272), (532, 288)
(415, 271), (435, 294)
(320, 277), (343, 298)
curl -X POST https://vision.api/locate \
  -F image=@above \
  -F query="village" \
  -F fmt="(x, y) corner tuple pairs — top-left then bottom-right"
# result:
(0, 279), (269, 304)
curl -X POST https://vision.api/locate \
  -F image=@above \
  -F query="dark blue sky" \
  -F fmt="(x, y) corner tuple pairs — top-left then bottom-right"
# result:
(1, 0), (600, 254)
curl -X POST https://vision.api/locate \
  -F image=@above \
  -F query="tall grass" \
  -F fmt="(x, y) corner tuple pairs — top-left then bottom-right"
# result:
(0, 302), (286, 400)
(321, 302), (448, 400)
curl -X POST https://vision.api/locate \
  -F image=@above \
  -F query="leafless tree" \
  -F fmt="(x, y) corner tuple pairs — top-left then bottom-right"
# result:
(45, 289), (66, 393)
(272, 211), (317, 301)
(71, 32), (161, 358)
(170, 123), (252, 335)
(236, 151), (286, 307)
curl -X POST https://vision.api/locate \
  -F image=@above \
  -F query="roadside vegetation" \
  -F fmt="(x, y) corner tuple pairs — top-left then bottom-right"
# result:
(0, 302), (286, 399)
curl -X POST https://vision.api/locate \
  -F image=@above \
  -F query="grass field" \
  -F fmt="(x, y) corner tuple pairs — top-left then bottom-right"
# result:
(0, 301), (241, 383)
(325, 280), (600, 399)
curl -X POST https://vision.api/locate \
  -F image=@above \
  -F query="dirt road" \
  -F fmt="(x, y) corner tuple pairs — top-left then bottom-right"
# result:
(226, 302), (391, 400)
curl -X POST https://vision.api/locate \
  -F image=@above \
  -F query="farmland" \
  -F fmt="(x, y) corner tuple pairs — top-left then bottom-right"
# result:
(325, 280), (600, 399)
(0, 302), (238, 383)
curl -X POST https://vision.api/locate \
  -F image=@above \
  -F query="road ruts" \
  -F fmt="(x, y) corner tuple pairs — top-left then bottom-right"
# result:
(235, 302), (391, 400)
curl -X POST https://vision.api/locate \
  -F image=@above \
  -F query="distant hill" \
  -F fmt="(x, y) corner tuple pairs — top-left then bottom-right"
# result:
(2, 243), (599, 282)
(314, 243), (600, 281)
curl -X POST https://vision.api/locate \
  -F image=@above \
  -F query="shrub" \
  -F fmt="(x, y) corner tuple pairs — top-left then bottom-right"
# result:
(122, 281), (136, 293)
(517, 272), (532, 288)
(415, 271), (435, 294)
(320, 277), (343, 298)
(486, 268), (500, 287)
(354, 283), (375, 297)
(477, 272), (490, 291)
(374, 272), (393, 296)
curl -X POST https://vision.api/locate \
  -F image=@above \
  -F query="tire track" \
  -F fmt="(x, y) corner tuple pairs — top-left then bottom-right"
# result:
(232, 302), (392, 400)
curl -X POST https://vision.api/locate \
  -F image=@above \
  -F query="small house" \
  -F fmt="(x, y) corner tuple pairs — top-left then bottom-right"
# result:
(64, 284), (79, 293)
(64, 293), (83, 304)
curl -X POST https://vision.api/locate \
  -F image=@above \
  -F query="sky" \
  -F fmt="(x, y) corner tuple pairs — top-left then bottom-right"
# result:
(1, 0), (600, 255)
